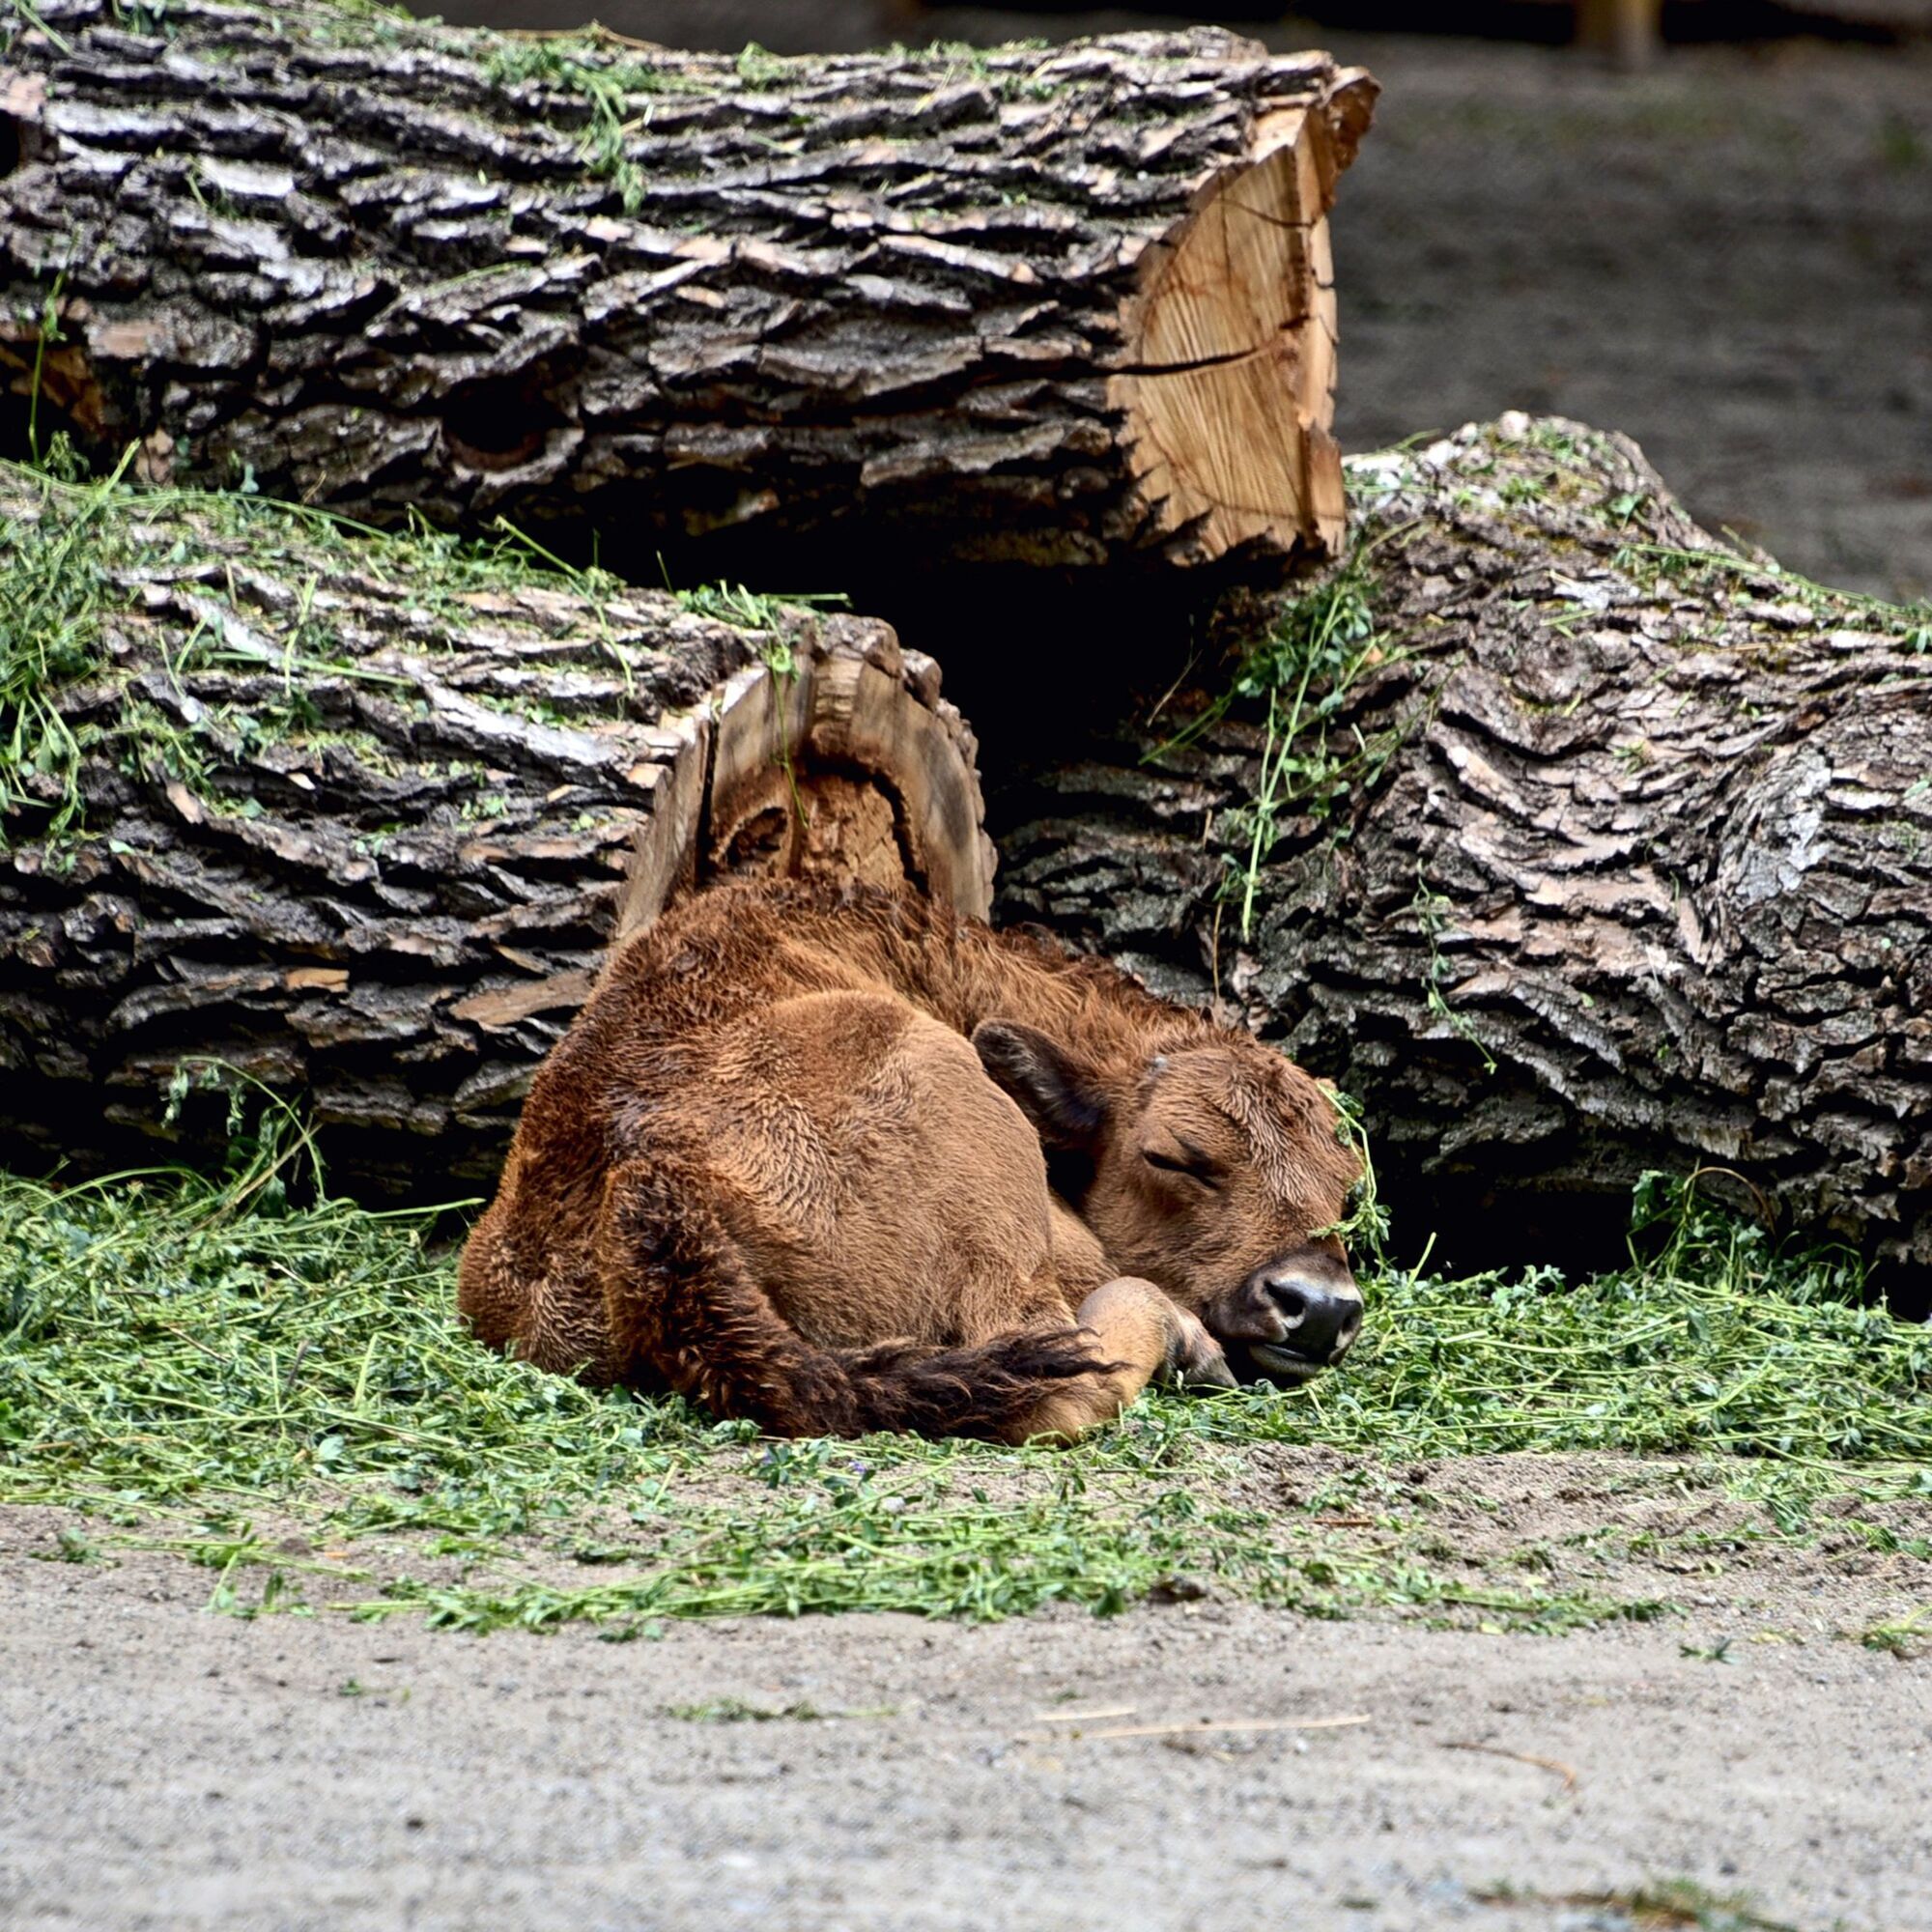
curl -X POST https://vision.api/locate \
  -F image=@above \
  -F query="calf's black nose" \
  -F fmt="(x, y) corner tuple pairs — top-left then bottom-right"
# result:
(1262, 1273), (1364, 1363)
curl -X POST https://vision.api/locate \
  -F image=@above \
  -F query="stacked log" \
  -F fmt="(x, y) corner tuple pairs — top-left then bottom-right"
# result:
(0, 2), (1374, 576)
(996, 415), (1932, 1291)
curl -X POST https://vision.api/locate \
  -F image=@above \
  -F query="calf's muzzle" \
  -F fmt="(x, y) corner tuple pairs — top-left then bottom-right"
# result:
(1206, 1247), (1364, 1385)
(1261, 1268), (1363, 1363)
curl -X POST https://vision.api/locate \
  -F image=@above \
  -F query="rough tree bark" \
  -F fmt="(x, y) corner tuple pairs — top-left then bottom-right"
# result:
(0, 460), (992, 1195)
(996, 416), (1932, 1287)
(0, 1), (1374, 575)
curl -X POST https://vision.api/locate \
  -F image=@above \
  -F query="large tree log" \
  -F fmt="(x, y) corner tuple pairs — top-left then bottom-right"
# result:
(0, 457), (993, 1195)
(996, 415), (1932, 1293)
(0, 3), (1374, 577)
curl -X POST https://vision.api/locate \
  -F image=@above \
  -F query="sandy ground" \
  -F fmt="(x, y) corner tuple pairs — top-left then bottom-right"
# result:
(1324, 28), (1932, 603)
(4, 1463), (1928, 1932)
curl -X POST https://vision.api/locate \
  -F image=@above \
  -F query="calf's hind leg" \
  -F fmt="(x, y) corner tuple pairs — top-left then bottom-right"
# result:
(594, 1155), (1133, 1441)
(595, 1154), (859, 1435)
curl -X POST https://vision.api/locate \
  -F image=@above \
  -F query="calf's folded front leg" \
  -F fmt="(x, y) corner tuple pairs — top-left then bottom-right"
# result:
(1010, 1276), (1233, 1444)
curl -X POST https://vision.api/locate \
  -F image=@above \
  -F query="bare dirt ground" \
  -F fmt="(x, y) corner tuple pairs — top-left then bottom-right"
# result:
(1323, 27), (1932, 603)
(4, 1456), (1929, 1932)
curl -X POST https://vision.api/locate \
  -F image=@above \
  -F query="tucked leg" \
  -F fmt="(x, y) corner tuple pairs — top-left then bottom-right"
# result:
(597, 1155), (1130, 1441)
(1004, 1275), (1226, 1443)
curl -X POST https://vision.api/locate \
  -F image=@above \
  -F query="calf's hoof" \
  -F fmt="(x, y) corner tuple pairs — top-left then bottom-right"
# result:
(1144, 1298), (1236, 1391)
(1167, 1306), (1237, 1391)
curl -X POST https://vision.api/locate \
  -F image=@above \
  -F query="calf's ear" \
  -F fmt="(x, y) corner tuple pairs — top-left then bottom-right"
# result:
(971, 1020), (1108, 1151)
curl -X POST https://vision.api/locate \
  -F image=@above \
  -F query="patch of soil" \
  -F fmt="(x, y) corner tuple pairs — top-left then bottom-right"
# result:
(1323, 27), (1932, 603)
(1227, 1445), (1932, 1638)
(4, 1456), (1926, 1932)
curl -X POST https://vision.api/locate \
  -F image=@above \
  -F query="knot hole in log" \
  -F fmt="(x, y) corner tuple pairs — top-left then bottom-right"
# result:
(442, 374), (570, 474)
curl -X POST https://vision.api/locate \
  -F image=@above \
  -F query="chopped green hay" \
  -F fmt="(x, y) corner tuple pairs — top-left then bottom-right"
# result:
(1476, 1877), (1803, 1932)
(0, 446), (139, 838)
(1, 1138), (1924, 1636)
(1200, 1175), (1932, 1466)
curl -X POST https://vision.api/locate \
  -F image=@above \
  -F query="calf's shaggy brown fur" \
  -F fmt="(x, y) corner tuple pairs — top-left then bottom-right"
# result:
(460, 879), (1363, 1441)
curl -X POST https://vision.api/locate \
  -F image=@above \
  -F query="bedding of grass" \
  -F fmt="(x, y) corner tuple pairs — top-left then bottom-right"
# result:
(1, 1104), (1925, 1637)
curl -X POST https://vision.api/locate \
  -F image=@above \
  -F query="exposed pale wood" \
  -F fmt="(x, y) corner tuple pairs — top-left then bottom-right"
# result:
(612, 634), (995, 944)
(0, 466), (992, 1196)
(996, 415), (1932, 1291)
(1111, 102), (1355, 562)
(0, 2), (1376, 578)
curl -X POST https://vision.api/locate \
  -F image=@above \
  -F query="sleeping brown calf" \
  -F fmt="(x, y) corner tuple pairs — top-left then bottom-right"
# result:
(459, 879), (1365, 1442)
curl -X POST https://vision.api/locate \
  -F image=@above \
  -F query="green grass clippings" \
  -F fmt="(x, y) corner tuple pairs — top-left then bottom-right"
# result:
(1, 1104), (1923, 1638)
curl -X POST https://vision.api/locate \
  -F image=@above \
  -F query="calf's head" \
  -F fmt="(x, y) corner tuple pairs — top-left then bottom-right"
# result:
(973, 1021), (1367, 1385)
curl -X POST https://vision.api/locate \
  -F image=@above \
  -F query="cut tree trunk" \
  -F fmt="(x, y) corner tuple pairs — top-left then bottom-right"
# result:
(0, 459), (993, 1196)
(0, 3), (1375, 577)
(996, 415), (1932, 1290)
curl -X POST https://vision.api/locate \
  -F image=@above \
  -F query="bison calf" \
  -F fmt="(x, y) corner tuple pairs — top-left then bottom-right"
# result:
(459, 880), (1364, 1441)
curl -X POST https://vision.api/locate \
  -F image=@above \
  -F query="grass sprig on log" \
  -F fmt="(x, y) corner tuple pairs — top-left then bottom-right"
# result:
(0, 445), (138, 841)
(1150, 543), (1417, 939)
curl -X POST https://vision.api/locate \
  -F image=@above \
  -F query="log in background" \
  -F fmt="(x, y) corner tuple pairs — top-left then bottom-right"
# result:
(995, 416), (1932, 1293)
(0, 0), (1372, 576)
